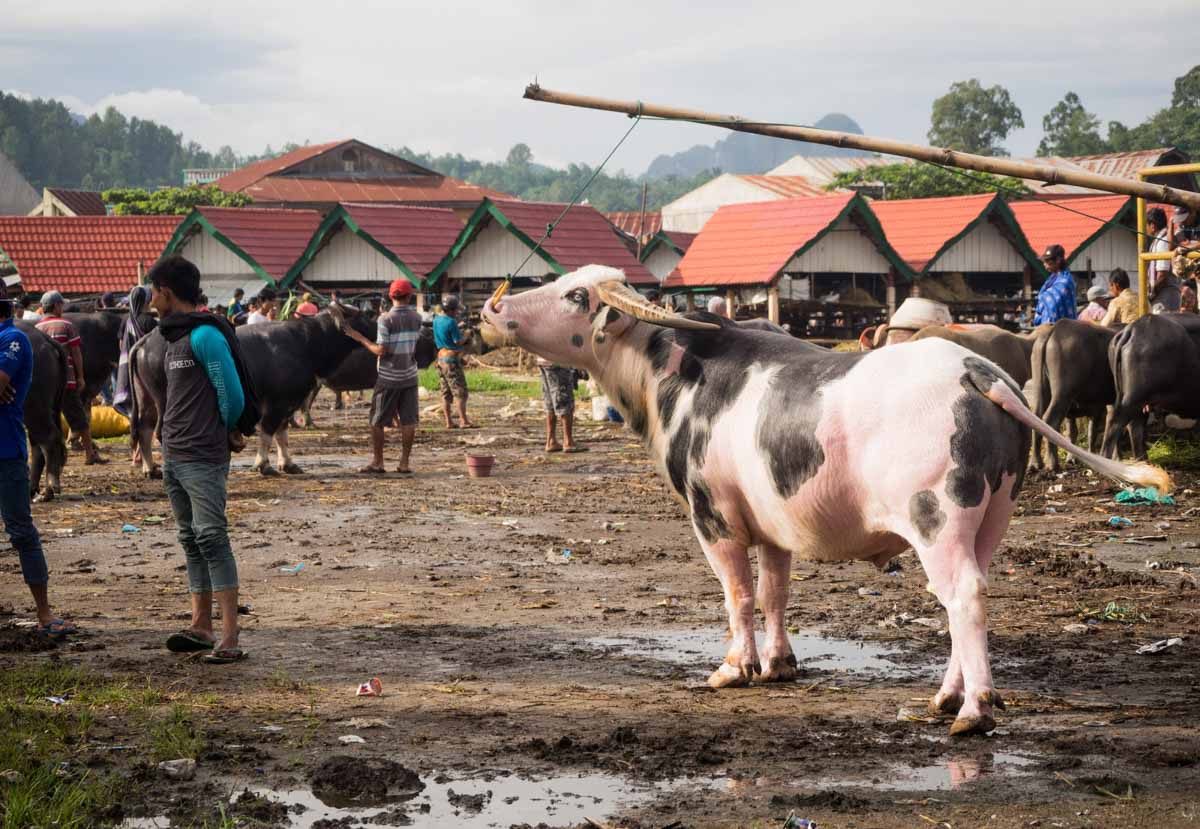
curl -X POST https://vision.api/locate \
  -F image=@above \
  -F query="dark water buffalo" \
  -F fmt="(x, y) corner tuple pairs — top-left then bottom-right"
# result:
(1103, 313), (1200, 460)
(907, 325), (1037, 388)
(1028, 320), (1118, 472)
(736, 318), (791, 336)
(16, 321), (68, 500)
(130, 307), (371, 477)
(64, 311), (124, 405)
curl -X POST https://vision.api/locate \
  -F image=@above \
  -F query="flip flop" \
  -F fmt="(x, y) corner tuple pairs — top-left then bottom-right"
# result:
(201, 648), (246, 664)
(562, 446), (589, 454)
(166, 630), (214, 652)
(460, 423), (480, 430)
(359, 466), (385, 475)
(36, 619), (78, 638)
(394, 468), (414, 475)
(544, 446), (563, 454)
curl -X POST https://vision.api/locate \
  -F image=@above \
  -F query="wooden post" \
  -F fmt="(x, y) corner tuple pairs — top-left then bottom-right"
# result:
(725, 288), (736, 319)
(911, 280), (921, 298)
(767, 284), (780, 324)
(886, 269), (896, 317)
(636, 181), (648, 260)
(416, 289), (426, 313)
(684, 292), (695, 311)
(523, 84), (1200, 211)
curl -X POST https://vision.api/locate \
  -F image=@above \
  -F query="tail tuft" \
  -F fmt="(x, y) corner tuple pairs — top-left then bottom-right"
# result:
(1121, 462), (1174, 496)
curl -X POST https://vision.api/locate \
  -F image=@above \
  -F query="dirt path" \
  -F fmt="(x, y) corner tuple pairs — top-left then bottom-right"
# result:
(2, 389), (1199, 828)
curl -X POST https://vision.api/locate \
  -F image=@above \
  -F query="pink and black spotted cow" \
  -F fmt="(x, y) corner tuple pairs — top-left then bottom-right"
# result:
(481, 265), (1171, 736)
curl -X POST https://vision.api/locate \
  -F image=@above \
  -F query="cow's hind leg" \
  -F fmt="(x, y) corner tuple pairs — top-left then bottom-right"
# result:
(276, 425), (303, 474)
(755, 544), (796, 682)
(254, 429), (279, 476)
(698, 536), (758, 689)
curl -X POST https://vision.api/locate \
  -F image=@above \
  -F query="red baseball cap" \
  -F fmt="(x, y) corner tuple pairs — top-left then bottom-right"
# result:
(389, 279), (414, 299)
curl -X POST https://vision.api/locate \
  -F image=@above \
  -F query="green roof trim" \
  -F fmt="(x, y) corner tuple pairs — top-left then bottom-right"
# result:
(639, 231), (682, 262)
(921, 195), (1046, 279)
(285, 205), (418, 289)
(778, 193), (917, 285)
(427, 198), (564, 284)
(164, 210), (277, 287)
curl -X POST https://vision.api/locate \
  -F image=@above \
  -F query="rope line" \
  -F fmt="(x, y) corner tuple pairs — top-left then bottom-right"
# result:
(505, 109), (643, 281)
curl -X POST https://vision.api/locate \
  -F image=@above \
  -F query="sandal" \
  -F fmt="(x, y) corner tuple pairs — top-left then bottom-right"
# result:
(394, 467), (414, 475)
(36, 619), (78, 638)
(201, 648), (246, 664)
(166, 630), (214, 652)
(562, 446), (589, 454)
(358, 465), (385, 475)
(544, 445), (563, 454)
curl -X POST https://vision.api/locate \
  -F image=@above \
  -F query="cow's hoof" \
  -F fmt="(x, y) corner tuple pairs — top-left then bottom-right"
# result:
(282, 462), (304, 475)
(145, 468), (163, 480)
(754, 654), (798, 683)
(33, 489), (53, 503)
(981, 689), (1006, 711)
(949, 713), (996, 737)
(928, 690), (964, 716)
(257, 465), (279, 477)
(707, 661), (758, 689)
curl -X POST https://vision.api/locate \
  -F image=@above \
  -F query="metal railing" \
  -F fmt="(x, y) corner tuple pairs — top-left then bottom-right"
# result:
(1136, 163), (1200, 316)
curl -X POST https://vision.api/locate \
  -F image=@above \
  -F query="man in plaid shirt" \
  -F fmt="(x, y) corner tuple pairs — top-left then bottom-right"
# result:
(1033, 244), (1078, 325)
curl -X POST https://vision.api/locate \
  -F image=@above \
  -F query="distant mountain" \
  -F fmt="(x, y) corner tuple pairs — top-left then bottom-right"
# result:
(644, 113), (870, 180)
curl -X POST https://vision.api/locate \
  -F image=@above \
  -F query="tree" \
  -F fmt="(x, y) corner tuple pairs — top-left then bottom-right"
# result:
(1172, 65), (1200, 109)
(1107, 64), (1200, 159)
(1037, 92), (1108, 157)
(928, 79), (1025, 156)
(827, 163), (1030, 200)
(103, 185), (252, 215)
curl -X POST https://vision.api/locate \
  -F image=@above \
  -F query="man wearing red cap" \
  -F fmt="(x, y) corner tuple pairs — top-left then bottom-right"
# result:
(345, 279), (422, 474)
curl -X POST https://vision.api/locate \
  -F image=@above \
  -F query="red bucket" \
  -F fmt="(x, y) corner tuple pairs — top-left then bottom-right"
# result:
(466, 454), (495, 478)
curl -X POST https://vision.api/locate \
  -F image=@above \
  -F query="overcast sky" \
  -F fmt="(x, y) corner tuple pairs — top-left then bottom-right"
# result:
(2, 1), (1196, 176)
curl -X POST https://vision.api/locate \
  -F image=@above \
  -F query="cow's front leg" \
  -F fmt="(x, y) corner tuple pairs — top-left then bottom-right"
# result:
(276, 426), (302, 474)
(929, 645), (964, 715)
(698, 536), (758, 688)
(254, 429), (278, 476)
(755, 544), (796, 682)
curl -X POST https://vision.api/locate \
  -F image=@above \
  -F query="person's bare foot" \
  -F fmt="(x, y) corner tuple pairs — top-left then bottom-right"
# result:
(545, 442), (563, 453)
(460, 420), (477, 429)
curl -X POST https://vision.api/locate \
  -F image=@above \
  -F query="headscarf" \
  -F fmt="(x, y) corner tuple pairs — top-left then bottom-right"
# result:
(112, 285), (152, 416)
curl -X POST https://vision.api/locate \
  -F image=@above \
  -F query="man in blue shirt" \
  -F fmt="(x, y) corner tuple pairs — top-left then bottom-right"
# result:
(0, 288), (74, 637)
(149, 256), (251, 664)
(432, 295), (475, 429)
(1033, 244), (1079, 325)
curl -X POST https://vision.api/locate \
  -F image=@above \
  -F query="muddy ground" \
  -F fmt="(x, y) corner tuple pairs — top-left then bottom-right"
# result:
(2, 384), (1199, 828)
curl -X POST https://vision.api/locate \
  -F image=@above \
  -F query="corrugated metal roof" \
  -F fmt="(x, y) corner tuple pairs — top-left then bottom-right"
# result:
(214, 140), (347, 194)
(668, 193), (889, 288)
(46, 188), (107, 216)
(0, 215), (181, 293)
(604, 210), (661, 239)
(1009, 195), (1133, 263)
(870, 194), (1002, 272)
(194, 207), (323, 282)
(766, 155), (907, 183)
(339, 203), (464, 278)
(737, 175), (830, 198)
(1018, 148), (1188, 195)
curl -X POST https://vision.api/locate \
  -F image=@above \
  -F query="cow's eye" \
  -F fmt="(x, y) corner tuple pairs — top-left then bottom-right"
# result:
(567, 288), (590, 311)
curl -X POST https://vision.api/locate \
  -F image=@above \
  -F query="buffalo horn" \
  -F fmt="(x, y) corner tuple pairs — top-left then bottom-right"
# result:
(594, 280), (720, 331)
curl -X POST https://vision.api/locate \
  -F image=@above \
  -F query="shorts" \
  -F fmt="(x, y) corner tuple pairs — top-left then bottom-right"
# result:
(539, 366), (575, 417)
(369, 384), (419, 428)
(62, 387), (90, 433)
(436, 357), (468, 403)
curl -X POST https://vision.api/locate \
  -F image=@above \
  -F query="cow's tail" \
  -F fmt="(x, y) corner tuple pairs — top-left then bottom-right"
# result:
(980, 373), (1173, 495)
(51, 342), (67, 459)
(128, 342), (141, 453)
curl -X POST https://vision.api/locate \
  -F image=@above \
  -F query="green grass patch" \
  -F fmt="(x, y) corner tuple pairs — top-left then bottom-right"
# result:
(417, 366), (587, 400)
(149, 704), (205, 762)
(1148, 433), (1200, 470)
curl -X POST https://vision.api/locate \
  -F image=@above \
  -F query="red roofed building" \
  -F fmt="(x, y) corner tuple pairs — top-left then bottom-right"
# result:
(604, 210), (662, 245)
(1009, 195), (1136, 282)
(28, 188), (108, 217)
(164, 206), (323, 303)
(214, 139), (509, 218)
(0, 215), (181, 294)
(869, 194), (1038, 276)
(431, 199), (656, 304)
(293, 203), (466, 296)
(661, 173), (844, 233)
(640, 231), (696, 282)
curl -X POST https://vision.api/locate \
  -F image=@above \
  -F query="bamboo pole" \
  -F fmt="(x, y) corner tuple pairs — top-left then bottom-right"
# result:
(523, 84), (1200, 212)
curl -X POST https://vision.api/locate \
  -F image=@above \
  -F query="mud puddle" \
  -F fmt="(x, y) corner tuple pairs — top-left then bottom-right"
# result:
(125, 771), (705, 828)
(812, 751), (1039, 792)
(585, 628), (932, 676)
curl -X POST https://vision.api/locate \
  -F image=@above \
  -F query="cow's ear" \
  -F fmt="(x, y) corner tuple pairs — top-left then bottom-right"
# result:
(599, 306), (634, 337)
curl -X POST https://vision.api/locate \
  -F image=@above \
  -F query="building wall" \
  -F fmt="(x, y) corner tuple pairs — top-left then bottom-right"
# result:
(930, 217), (1028, 273)
(783, 215), (892, 273)
(180, 230), (258, 280)
(443, 219), (555, 281)
(1072, 224), (1138, 275)
(303, 229), (400, 284)
(661, 175), (777, 233)
(0, 152), (39, 216)
(643, 246), (682, 281)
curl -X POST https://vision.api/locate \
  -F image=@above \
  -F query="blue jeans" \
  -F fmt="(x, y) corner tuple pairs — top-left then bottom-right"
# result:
(163, 459), (238, 594)
(0, 458), (47, 585)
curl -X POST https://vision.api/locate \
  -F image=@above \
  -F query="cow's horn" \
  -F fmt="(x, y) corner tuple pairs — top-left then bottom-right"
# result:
(489, 280), (510, 311)
(327, 300), (348, 333)
(595, 280), (720, 331)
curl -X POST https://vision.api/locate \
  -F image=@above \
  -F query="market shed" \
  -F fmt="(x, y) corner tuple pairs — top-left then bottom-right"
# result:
(292, 203), (464, 303)
(640, 231), (696, 282)
(164, 206), (322, 306)
(430, 199), (656, 306)
(664, 193), (909, 337)
(1009, 195), (1136, 291)
(0, 215), (180, 295)
(870, 194), (1042, 323)
(660, 174), (837, 233)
